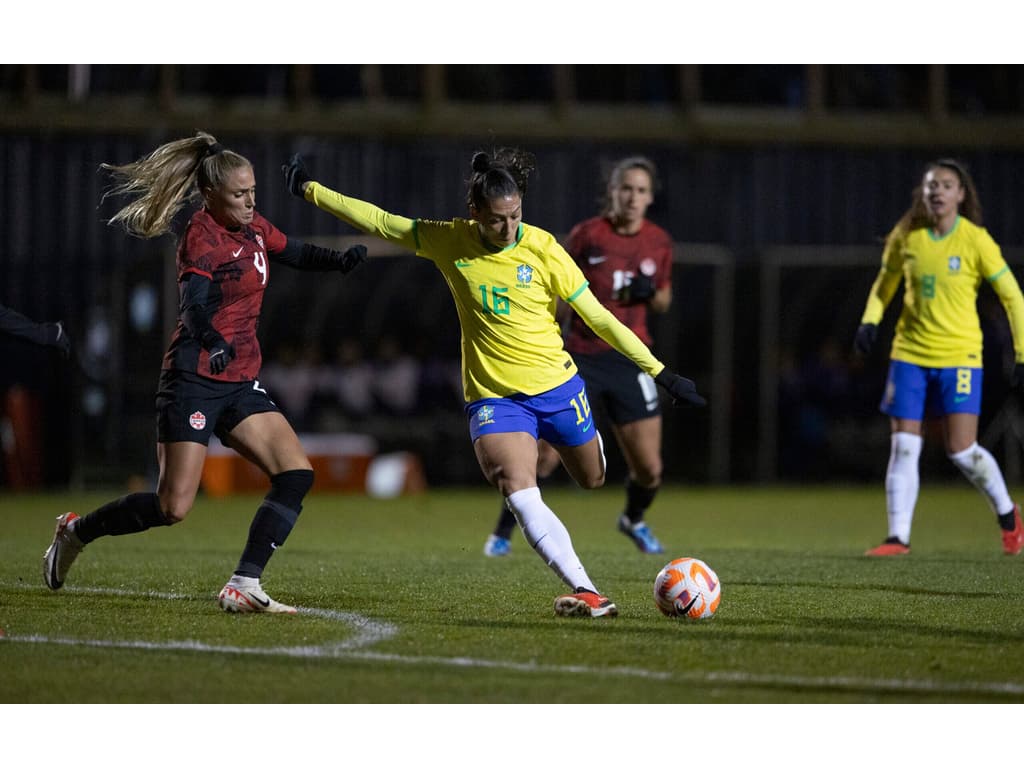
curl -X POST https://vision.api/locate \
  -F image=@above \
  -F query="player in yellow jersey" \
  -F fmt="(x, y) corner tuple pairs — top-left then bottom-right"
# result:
(855, 158), (1024, 556)
(283, 149), (705, 617)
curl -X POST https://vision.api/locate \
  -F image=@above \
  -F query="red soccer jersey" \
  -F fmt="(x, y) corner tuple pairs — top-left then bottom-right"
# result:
(564, 216), (673, 356)
(162, 208), (287, 381)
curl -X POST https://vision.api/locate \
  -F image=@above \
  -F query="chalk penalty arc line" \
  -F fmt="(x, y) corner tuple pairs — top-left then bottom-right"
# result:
(3, 583), (397, 653)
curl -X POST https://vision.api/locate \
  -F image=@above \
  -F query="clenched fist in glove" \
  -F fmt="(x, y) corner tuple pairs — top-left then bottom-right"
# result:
(208, 338), (236, 375)
(282, 154), (312, 198)
(655, 369), (707, 408)
(618, 273), (656, 305)
(338, 244), (367, 274)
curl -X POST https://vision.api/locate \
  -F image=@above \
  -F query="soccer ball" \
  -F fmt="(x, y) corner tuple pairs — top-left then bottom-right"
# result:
(653, 557), (721, 619)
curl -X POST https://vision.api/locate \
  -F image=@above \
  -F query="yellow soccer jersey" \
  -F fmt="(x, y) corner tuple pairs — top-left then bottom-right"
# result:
(305, 182), (665, 401)
(860, 216), (1024, 367)
(413, 218), (586, 399)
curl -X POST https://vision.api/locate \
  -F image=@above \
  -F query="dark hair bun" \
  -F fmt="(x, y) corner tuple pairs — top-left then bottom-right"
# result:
(471, 152), (491, 173)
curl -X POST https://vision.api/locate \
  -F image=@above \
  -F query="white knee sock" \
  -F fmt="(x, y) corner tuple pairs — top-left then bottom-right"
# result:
(949, 442), (1015, 516)
(506, 486), (597, 593)
(886, 432), (922, 545)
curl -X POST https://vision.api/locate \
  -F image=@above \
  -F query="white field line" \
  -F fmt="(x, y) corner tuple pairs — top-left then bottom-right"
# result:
(4, 583), (1024, 697)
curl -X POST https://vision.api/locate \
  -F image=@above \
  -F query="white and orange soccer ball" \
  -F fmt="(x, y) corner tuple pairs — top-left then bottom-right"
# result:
(653, 557), (721, 619)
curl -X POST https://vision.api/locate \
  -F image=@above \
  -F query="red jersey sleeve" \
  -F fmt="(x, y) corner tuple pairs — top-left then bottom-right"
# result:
(252, 211), (288, 255)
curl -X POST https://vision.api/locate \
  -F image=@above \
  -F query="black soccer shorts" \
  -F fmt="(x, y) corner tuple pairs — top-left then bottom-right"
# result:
(155, 369), (281, 445)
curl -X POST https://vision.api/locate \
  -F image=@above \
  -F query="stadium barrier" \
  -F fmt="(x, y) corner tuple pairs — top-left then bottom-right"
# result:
(200, 433), (425, 497)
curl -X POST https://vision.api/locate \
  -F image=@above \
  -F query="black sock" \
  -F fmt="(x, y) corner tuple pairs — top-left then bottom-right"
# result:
(234, 469), (313, 578)
(75, 493), (167, 544)
(998, 508), (1019, 531)
(265, 468), (314, 511)
(623, 479), (658, 526)
(494, 499), (517, 539)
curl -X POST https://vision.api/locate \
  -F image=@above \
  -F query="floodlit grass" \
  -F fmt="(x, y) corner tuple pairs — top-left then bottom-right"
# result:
(2, 484), (1023, 703)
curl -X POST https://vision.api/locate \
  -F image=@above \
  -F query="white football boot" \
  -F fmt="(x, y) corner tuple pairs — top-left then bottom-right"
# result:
(218, 575), (297, 614)
(43, 512), (85, 590)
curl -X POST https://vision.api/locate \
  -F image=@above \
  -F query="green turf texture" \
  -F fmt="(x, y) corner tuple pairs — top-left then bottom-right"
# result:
(2, 484), (1023, 703)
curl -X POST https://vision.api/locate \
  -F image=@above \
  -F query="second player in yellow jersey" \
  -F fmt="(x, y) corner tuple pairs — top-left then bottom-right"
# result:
(855, 158), (1024, 557)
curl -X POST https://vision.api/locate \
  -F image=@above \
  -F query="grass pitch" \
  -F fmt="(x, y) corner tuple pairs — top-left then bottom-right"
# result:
(2, 484), (1024, 705)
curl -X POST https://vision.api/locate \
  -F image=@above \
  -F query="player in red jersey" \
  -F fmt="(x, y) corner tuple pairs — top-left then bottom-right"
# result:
(483, 156), (677, 556)
(42, 132), (367, 613)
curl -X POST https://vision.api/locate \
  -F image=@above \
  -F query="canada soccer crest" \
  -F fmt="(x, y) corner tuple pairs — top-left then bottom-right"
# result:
(189, 411), (207, 430)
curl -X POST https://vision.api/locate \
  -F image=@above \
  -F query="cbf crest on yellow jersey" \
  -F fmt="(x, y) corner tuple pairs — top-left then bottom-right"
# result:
(413, 218), (588, 400)
(862, 216), (1024, 368)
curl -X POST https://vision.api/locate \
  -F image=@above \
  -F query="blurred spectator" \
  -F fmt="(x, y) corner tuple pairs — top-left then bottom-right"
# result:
(259, 341), (323, 430)
(326, 337), (375, 420)
(372, 334), (420, 415)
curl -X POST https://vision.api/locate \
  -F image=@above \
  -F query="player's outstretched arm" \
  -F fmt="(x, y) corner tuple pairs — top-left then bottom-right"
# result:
(275, 239), (367, 274)
(281, 155), (417, 251)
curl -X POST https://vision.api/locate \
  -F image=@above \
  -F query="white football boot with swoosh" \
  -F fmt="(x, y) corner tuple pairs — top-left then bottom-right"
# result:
(218, 575), (297, 614)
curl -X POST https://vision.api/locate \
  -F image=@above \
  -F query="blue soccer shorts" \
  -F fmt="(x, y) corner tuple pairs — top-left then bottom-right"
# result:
(466, 373), (596, 447)
(880, 360), (983, 419)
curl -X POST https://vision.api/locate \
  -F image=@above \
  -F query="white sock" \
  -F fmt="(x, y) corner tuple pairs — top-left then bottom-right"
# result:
(949, 442), (1015, 516)
(506, 486), (597, 593)
(885, 432), (922, 545)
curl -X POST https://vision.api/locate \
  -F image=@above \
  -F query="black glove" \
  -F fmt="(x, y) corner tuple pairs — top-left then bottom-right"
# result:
(655, 369), (707, 408)
(618, 273), (656, 304)
(47, 321), (70, 359)
(208, 339), (236, 375)
(339, 244), (368, 274)
(282, 154), (312, 198)
(853, 323), (878, 356)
